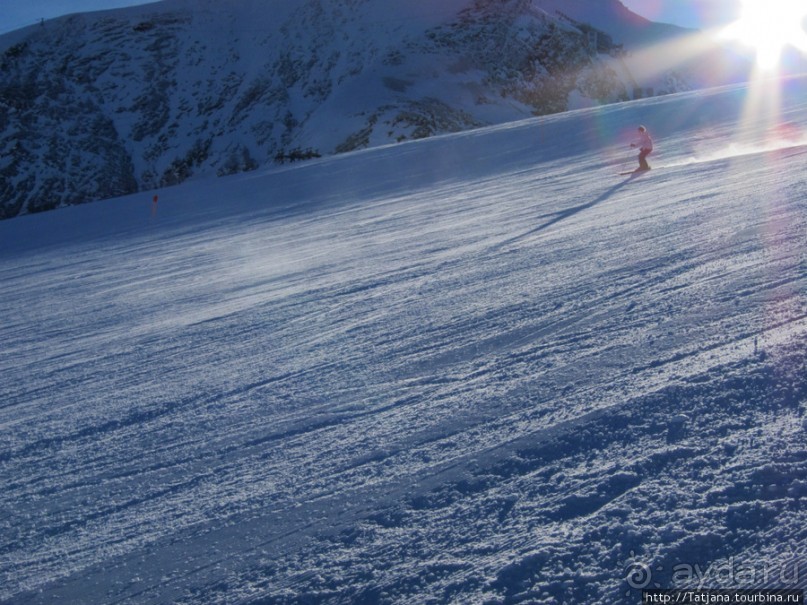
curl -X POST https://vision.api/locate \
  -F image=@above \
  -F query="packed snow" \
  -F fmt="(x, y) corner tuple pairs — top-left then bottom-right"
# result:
(1, 76), (806, 604)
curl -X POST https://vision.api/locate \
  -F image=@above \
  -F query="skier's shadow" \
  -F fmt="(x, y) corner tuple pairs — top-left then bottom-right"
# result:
(491, 171), (644, 252)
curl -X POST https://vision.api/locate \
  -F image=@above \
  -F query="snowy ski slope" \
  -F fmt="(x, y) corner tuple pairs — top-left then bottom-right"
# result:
(1, 77), (806, 604)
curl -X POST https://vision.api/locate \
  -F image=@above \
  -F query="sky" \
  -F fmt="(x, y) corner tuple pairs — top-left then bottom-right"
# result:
(1, 0), (744, 35)
(1, 0), (157, 33)
(620, 0), (741, 30)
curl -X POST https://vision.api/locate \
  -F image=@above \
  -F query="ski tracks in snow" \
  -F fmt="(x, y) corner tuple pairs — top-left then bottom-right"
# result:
(2, 83), (807, 603)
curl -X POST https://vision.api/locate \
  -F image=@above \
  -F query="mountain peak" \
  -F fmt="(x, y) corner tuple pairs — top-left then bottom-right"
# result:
(0, 0), (742, 218)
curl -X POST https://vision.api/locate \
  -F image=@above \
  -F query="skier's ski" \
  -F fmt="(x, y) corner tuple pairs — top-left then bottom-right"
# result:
(620, 168), (652, 176)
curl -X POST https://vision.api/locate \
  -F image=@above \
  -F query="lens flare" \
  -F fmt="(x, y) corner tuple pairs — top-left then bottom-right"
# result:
(721, 0), (807, 69)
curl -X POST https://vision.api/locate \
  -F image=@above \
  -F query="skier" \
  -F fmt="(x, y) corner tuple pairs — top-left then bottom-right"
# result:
(630, 125), (653, 171)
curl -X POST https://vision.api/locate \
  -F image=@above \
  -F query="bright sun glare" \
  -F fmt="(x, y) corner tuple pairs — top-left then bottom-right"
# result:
(721, 0), (807, 69)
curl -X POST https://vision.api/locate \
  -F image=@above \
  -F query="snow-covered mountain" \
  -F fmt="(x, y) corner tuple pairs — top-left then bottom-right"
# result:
(0, 0), (748, 219)
(1, 65), (806, 603)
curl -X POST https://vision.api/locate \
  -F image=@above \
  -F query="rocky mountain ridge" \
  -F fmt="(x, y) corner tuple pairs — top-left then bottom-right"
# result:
(0, 0), (745, 218)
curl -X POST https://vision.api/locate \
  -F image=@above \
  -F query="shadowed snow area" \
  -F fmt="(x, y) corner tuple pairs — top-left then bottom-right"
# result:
(1, 78), (806, 604)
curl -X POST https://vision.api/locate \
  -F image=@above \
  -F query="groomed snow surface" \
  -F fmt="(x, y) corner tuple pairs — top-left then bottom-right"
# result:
(1, 78), (806, 604)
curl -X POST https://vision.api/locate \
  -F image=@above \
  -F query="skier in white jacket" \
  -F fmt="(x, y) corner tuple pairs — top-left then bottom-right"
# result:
(630, 125), (653, 171)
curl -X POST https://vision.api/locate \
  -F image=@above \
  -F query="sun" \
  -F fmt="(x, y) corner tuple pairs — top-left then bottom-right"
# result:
(721, 0), (807, 69)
